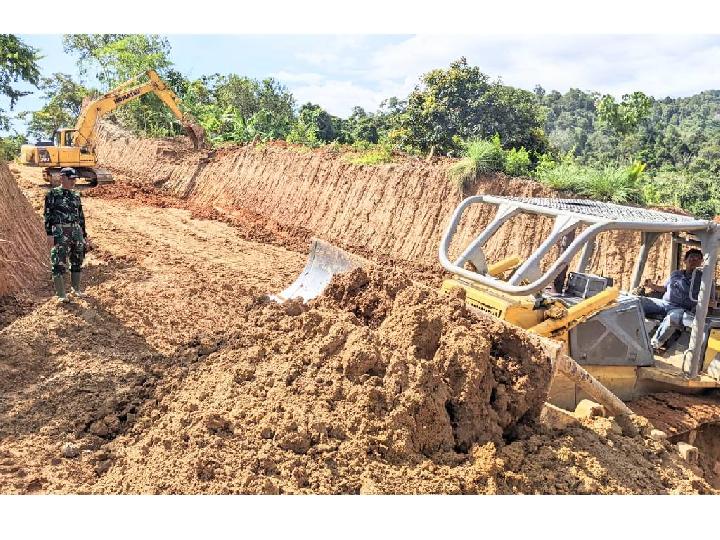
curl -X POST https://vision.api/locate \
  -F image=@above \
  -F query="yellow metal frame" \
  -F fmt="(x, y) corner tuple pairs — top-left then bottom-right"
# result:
(530, 287), (620, 337)
(703, 329), (720, 371)
(441, 278), (545, 329)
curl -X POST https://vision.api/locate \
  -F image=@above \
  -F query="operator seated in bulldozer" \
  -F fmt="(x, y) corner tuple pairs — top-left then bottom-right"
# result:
(638, 248), (705, 352)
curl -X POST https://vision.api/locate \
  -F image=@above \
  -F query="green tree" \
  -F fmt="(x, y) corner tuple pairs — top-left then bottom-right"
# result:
(287, 103), (338, 146)
(213, 75), (295, 138)
(643, 171), (720, 219)
(596, 91), (652, 136)
(62, 34), (170, 89)
(18, 73), (92, 140)
(182, 74), (295, 143)
(62, 34), (181, 137)
(62, 34), (129, 78)
(256, 78), (295, 124)
(541, 88), (599, 158)
(341, 107), (379, 144)
(395, 57), (546, 156)
(0, 34), (41, 131)
(0, 132), (26, 161)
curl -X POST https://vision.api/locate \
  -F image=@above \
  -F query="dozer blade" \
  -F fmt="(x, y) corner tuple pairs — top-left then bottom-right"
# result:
(270, 238), (361, 303)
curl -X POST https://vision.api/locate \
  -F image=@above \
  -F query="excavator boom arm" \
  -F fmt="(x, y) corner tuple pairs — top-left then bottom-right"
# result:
(74, 69), (204, 149)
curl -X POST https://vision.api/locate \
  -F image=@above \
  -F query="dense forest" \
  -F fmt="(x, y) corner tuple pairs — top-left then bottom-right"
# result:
(1, 34), (719, 218)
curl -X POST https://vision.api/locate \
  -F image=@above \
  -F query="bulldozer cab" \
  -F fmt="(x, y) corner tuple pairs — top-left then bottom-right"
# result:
(438, 196), (720, 390)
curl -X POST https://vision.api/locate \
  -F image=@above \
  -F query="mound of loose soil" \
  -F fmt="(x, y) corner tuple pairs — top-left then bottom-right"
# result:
(91, 269), (713, 494)
(92, 270), (552, 493)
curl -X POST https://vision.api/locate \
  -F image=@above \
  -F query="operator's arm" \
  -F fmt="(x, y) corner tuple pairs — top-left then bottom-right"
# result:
(643, 278), (666, 294)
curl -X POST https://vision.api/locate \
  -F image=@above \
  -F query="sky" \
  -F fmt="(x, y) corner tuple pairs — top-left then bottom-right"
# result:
(2, 31), (720, 136)
(5, 33), (720, 137)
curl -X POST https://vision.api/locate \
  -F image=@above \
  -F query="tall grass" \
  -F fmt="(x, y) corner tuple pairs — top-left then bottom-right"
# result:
(448, 136), (505, 190)
(504, 147), (531, 177)
(346, 143), (394, 165)
(534, 159), (646, 205)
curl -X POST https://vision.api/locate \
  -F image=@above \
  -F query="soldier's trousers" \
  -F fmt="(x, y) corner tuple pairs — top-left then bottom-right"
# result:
(50, 224), (85, 277)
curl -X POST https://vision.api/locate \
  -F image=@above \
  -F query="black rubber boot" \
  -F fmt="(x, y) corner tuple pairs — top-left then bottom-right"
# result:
(71, 271), (86, 297)
(53, 275), (69, 303)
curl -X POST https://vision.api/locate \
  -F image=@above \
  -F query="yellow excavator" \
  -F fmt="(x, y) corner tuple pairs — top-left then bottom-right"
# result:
(19, 69), (205, 186)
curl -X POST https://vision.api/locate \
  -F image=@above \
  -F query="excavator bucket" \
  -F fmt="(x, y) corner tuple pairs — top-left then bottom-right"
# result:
(270, 238), (361, 303)
(182, 121), (206, 150)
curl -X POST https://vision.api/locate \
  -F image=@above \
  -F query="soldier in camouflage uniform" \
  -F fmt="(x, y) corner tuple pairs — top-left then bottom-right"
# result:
(44, 167), (90, 303)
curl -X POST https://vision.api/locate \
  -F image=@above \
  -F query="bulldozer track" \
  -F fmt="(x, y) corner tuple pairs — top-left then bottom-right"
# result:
(632, 391), (720, 437)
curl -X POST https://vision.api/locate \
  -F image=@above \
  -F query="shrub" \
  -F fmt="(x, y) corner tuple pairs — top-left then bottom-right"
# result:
(504, 147), (531, 176)
(534, 157), (646, 205)
(347, 143), (394, 165)
(465, 135), (505, 173)
(578, 165), (644, 204)
(643, 171), (720, 219)
(286, 121), (323, 148)
(0, 134), (26, 162)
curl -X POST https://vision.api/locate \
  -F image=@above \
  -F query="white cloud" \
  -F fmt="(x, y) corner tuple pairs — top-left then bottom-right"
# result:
(295, 51), (341, 66)
(367, 35), (481, 82)
(273, 71), (327, 85)
(290, 80), (388, 116)
(364, 35), (720, 101)
(293, 35), (377, 71)
(274, 35), (720, 117)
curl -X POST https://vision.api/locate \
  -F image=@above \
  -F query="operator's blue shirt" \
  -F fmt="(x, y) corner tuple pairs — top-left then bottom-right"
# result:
(662, 269), (701, 311)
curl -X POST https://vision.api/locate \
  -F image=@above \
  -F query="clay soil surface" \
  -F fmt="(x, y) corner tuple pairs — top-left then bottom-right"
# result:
(0, 164), (716, 494)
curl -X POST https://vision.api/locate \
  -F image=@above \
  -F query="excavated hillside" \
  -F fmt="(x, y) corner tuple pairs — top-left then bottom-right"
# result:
(0, 129), (716, 495)
(95, 124), (673, 290)
(0, 160), (46, 297)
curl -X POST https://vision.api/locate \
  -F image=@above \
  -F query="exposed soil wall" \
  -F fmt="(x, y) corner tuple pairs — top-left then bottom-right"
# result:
(95, 124), (672, 290)
(0, 161), (46, 296)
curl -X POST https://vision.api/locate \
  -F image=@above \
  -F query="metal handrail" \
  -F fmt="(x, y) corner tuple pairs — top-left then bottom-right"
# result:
(439, 195), (715, 297)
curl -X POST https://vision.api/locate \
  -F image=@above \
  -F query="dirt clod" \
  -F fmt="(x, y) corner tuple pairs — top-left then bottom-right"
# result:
(61, 443), (80, 459)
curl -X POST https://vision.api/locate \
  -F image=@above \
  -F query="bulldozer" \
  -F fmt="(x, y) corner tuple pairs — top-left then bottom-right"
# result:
(436, 196), (720, 408)
(19, 69), (205, 187)
(273, 197), (720, 437)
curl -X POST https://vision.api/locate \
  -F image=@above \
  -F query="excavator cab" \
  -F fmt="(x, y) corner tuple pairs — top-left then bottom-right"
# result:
(437, 196), (720, 409)
(20, 127), (101, 186)
(53, 129), (76, 148)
